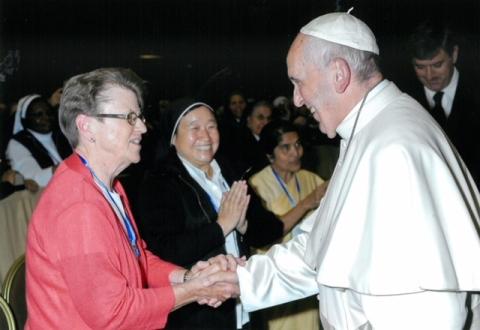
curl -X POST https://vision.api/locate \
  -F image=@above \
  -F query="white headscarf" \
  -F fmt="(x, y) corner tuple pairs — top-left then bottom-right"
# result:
(13, 94), (41, 134)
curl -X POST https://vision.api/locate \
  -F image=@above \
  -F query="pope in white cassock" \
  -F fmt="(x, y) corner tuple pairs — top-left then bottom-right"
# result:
(236, 10), (480, 330)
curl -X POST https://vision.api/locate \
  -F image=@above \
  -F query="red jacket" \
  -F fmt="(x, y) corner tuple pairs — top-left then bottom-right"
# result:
(26, 154), (178, 329)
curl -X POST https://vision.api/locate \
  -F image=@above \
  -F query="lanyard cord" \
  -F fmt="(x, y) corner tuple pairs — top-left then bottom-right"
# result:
(271, 166), (301, 207)
(77, 154), (140, 258)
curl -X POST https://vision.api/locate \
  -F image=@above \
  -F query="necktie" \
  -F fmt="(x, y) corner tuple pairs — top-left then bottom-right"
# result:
(432, 91), (447, 128)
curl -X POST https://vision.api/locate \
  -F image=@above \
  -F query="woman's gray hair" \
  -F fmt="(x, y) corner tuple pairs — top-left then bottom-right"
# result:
(59, 67), (145, 148)
(303, 35), (380, 82)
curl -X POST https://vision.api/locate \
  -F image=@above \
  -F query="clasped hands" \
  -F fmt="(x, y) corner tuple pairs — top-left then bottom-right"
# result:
(217, 181), (250, 235)
(182, 254), (244, 308)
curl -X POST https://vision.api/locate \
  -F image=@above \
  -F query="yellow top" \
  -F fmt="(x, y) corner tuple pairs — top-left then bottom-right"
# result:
(249, 166), (324, 248)
(249, 165), (323, 330)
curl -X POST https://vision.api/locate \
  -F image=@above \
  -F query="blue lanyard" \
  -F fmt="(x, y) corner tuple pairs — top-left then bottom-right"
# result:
(77, 154), (140, 258)
(271, 166), (301, 207)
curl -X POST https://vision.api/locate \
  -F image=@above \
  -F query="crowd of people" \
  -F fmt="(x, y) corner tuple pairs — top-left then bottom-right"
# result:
(0, 8), (479, 330)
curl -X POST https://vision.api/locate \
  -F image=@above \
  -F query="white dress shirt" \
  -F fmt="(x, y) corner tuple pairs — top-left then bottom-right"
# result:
(424, 67), (459, 118)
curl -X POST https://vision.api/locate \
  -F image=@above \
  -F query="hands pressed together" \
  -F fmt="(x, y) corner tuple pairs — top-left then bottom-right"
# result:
(217, 180), (250, 235)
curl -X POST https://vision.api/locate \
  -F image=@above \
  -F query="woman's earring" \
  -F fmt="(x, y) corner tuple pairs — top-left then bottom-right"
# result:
(89, 137), (96, 143)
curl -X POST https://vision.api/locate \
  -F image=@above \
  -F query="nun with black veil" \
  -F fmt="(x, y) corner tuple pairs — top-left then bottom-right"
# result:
(136, 98), (313, 329)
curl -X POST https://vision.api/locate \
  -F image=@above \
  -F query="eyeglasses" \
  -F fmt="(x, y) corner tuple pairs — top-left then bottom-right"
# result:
(92, 111), (146, 126)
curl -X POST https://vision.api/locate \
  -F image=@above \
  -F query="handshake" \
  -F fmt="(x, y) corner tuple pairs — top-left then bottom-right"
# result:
(173, 254), (244, 310)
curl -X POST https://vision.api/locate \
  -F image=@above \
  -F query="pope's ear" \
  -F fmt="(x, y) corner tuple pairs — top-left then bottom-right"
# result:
(333, 58), (351, 93)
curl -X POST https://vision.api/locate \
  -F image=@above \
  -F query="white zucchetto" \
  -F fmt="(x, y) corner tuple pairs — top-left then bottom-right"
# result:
(300, 8), (379, 55)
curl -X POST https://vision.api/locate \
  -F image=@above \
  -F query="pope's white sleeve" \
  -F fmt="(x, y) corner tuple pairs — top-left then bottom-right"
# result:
(237, 231), (318, 312)
(6, 139), (53, 187)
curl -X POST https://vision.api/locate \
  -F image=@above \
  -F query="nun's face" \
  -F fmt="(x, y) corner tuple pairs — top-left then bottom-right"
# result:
(24, 100), (55, 134)
(173, 106), (219, 172)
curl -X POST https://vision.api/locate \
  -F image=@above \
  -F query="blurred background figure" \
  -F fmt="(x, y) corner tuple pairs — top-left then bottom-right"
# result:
(237, 100), (273, 175)
(272, 96), (292, 122)
(404, 20), (480, 186)
(217, 91), (249, 170)
(5, 94), (71, 187)
(249, 120), (327, 330)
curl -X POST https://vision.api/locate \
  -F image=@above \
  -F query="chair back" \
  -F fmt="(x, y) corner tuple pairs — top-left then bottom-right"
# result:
(1, 255), (25, 329)
(0, 295), (16, 330)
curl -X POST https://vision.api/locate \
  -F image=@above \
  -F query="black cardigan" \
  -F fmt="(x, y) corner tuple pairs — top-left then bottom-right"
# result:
(135, 151), (283, 329)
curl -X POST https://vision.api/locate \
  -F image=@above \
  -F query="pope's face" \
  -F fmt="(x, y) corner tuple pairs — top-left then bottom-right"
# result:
(173, 106), (219, 172)
(413, 48), (457, 92)
(287, 35), (340, 138)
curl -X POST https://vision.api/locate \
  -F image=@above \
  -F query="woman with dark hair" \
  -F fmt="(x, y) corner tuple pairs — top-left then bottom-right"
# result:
(6, 94), (71, 187)
(248, 120), (328, 330)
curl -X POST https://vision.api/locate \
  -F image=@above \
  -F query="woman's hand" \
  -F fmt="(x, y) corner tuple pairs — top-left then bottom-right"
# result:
(172, 254), (244, 309)
(217, 181), (249, 236)
(24, 179), (40, 192)
(235, 193), (249, 234)
(1, 169), (16, 185)
(299, 180), (329, 211)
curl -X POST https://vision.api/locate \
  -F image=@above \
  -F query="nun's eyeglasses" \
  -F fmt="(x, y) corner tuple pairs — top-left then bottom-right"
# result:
(92, 111), (146, 126)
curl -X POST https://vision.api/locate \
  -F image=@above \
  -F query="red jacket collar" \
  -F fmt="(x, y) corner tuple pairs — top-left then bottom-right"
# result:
(63, 153), (125, 195)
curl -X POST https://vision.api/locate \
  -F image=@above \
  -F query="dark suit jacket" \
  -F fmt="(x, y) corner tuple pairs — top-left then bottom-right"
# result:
(404, 71), (480, 186)
(135, 150), (283, 329)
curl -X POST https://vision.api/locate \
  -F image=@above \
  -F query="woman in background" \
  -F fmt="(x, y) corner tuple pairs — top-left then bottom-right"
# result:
(238, 100), (273, 174)
(249, 120), (328, 330)
(6, 94), (71, 187)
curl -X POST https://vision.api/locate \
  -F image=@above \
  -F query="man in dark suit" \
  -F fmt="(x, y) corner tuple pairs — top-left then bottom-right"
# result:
(406, 20), (480, 186)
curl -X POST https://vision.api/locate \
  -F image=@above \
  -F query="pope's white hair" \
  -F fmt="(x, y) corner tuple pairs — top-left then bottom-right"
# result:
(302, 34), (380, 82)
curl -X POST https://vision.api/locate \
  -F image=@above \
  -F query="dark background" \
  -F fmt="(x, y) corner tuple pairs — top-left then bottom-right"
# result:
(1, 0), (479, 110)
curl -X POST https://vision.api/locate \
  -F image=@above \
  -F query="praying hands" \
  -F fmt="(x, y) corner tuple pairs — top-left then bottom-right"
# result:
(217, 181), (250, 235)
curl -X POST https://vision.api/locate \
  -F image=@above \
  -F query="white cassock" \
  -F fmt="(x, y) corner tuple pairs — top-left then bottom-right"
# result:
(238, 80), (480, 329)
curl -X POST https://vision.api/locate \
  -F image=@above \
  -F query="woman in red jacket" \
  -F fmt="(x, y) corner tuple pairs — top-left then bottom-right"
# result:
(25, 68), (242, 329)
